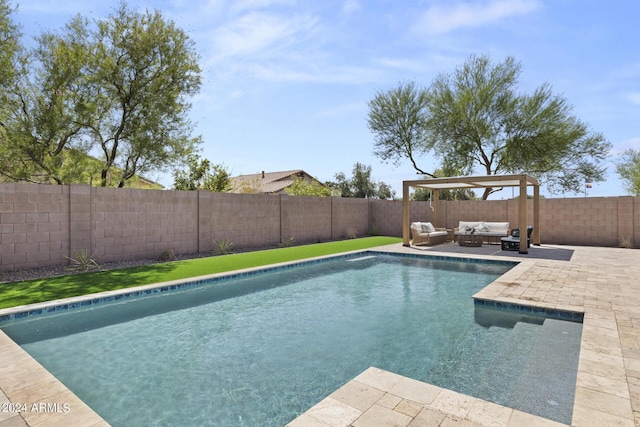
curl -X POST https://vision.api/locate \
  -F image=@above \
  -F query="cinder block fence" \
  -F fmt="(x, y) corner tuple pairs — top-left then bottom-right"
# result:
(0, 183), (638, 272)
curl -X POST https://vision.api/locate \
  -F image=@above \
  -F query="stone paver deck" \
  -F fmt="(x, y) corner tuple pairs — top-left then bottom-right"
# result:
(0, 244), (638, 426)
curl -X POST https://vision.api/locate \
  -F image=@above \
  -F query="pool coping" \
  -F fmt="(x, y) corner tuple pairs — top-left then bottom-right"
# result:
(1, 243), (638, 426)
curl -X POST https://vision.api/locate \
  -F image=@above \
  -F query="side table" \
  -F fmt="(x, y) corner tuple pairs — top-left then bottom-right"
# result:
(458, 234), (483, 247)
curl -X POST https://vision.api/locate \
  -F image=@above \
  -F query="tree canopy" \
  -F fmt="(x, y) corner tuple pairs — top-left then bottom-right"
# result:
(285, 177), (331, 197)
(615, 148), (640, 196)
(172, 154), (230, 192)
(328, 163), (396, 199)
(0, 1), (202, 187)
(368, 54), (612, 199)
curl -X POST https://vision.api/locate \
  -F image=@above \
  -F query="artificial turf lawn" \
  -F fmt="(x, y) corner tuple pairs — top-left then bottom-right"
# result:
(0, 236), (402, 310)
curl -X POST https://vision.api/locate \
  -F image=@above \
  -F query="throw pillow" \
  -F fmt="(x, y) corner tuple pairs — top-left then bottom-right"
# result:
(476, 223), (489, 233)
(424, 222), (436, 233)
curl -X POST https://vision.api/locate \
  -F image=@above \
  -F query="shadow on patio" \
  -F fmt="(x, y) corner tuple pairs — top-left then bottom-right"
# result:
(409, 242), (575, 261)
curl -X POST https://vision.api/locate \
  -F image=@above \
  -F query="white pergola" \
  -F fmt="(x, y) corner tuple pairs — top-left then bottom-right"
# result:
(402, 174), (540, 254)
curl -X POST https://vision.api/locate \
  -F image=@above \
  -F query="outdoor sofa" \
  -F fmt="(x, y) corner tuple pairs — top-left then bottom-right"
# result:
(454, 221), (510, 244)
(410, 222), (448, 246)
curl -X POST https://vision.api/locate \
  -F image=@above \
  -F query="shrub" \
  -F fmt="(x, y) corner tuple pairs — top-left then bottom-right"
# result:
(619, 235), (633, 249)
(279, 237), (295, 248)
(65, 248), (99, 272)
(213, 239), (234, 255)
(159, 249), (176, 262)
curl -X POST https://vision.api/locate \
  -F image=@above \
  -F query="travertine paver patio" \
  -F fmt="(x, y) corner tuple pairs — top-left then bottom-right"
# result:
(287, 244), (640, 427)
(0, 244), (638, 426)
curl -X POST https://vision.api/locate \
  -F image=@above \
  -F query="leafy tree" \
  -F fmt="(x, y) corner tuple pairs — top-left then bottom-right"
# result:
(0, 0), (30, 181)
(615, 148), (640, 196)
(368, 81), (433, 177)
(375, 182), (395, 200)
(328, 163), (395, 199)
(368, 54), (611, 199)
(328, 172), (353, 197)
(0, 17), (91, 184)
(0, 2), (202, 187)
(285, 177), (331, 197)
(351, 163), (376, 198)
(0, 0), (22, 107)
(84, 3), (202, 187)
(172, 155), (230, 192)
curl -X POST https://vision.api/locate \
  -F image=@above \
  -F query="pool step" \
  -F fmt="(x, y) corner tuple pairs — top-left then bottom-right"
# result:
(473, 321), (541, 403)
(507, 318), (582, 425)
(426, 320), (539, 401)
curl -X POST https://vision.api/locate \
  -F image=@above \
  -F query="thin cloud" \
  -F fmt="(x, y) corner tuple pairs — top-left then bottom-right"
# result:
(627, 92), (640, 106)
(314, 102), (367, 119)
(414, 0), (540, 35)
(251, 62), (388, 85)
(208, 12), (318, 61)
(230, 0), (296, 14)
(341, 0), (361, 15)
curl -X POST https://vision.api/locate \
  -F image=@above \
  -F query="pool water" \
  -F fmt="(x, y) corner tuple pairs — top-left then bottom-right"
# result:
(1, 254), (581, 426)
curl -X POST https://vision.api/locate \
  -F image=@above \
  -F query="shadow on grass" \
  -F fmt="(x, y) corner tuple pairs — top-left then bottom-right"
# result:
(0, 236), (403, 310)
(0, 262), (180, 309)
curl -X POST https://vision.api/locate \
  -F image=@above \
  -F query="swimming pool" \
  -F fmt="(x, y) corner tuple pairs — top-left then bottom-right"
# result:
(0, 253), (582, 426)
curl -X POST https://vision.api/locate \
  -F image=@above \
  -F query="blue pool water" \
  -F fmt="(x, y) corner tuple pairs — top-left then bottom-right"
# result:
(1, 253), (582, 426)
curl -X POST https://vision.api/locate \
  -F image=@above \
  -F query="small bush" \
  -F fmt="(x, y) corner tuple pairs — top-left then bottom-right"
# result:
(619, 235), (633, 249)
(159, 249), (176, 262)
(65, 248), (99, 272)
(369, 225), (379, 236)
(279, 237), (295, 248)
(213, 239), (234, 255)
(346, 228), (357, 239)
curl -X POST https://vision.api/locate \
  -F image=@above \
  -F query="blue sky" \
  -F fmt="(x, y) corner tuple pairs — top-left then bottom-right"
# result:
(12, 0), (640, 198)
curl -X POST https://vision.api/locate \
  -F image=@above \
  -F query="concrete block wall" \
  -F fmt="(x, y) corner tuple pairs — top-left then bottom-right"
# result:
(369, 200), (403, 236)
(540, 197), (620, 246)
(281, 195), (332, 244)
(206, 192), (281, 251)
(1, 182), (639, 273)
(91, 187), (198, 263)
(0, 183), (70, 271)
(331, 197), (370, 239)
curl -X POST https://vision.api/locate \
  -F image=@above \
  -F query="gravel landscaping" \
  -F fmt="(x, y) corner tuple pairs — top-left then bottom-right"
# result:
(0, 250), (230, 284)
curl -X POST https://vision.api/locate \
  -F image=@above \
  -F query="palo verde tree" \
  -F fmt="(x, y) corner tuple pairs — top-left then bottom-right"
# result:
(0, 0), (32, 181)
(0, 2), (202, 186)
(615, 148), (640, 196)
(368, 55), (612, 199)
(81, 3), (202, 187)
(0, 0), (22, 113)
(0, 16), (92, 184)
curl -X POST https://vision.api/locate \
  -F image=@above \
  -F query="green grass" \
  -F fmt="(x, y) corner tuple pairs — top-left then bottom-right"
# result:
(0, 236), (401, 310)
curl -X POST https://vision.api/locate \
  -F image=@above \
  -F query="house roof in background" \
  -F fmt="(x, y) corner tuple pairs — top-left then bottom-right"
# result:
(230, 170), (320, 193)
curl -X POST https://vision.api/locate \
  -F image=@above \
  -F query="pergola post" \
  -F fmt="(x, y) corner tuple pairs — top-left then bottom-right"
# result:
(433, 189), (440, 228)
(402, 181), (410, 246)
(518, 176), (528, 254)
(533, 184), (540, 246)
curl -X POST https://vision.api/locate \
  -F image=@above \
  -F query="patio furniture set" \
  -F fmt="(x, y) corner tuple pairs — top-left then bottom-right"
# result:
(410, 221), (533, 251)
